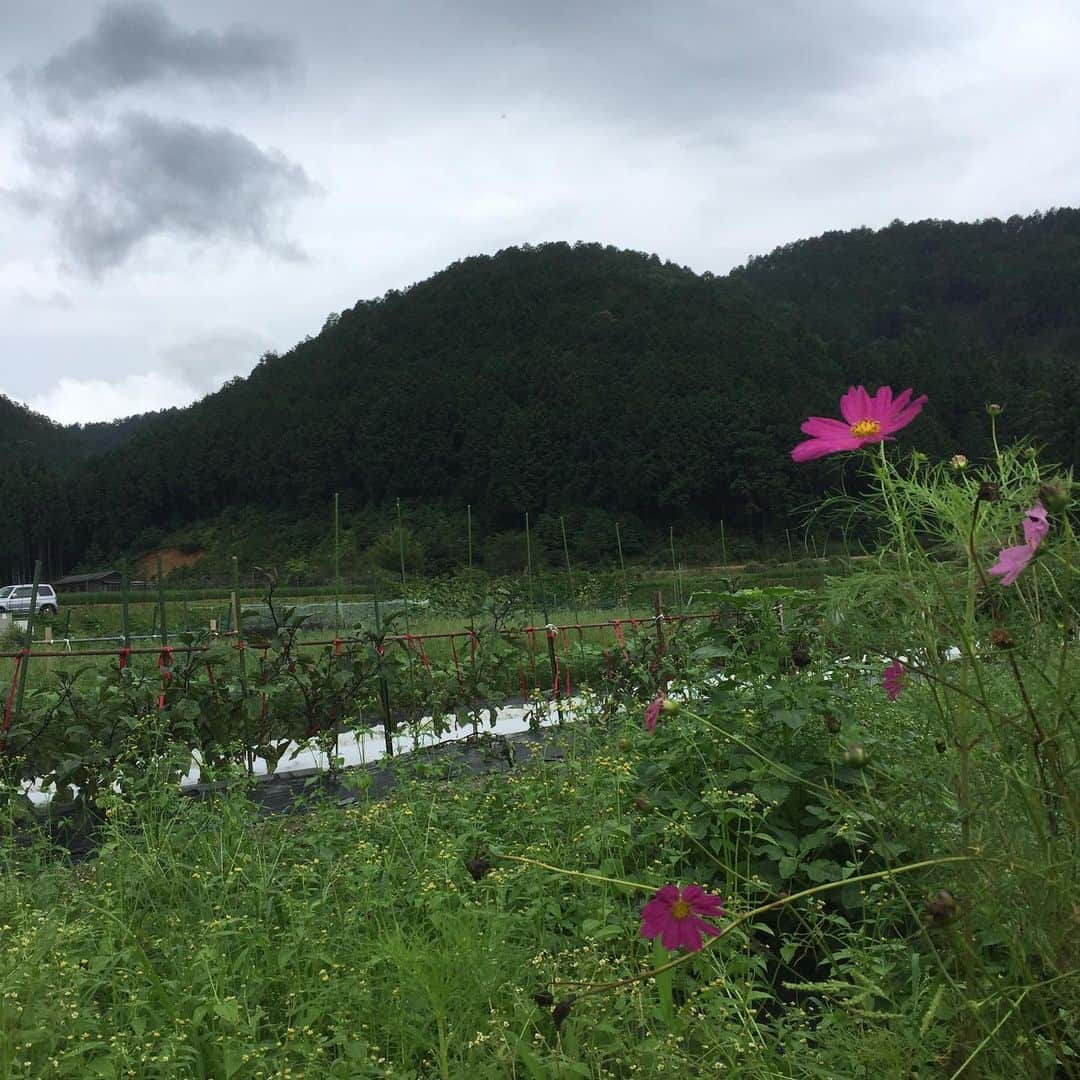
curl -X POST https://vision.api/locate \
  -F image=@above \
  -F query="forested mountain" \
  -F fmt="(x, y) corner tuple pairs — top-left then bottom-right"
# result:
(733, 209), (1080, 464)
(3, 209), (1080, 579)
(1, 395), (72, 460)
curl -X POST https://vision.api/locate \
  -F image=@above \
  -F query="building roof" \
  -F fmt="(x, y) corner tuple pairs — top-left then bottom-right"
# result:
(55, 570), (121, 585)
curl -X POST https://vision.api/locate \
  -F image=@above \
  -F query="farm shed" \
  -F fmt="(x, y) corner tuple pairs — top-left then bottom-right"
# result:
(55, 570), (123, 593)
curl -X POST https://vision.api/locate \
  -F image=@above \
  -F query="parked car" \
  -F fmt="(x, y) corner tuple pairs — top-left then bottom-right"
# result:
(0, 584), (59, 617)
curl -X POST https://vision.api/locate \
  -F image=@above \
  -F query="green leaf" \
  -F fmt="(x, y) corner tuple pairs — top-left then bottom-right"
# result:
(214, 999), (240, 1025)
(222, 1042), (244, 1079)
(752, 780), (790, 804)
(773, 709), (807, 731)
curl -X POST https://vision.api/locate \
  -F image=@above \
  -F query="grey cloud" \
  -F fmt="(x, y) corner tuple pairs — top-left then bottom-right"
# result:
(248, 0), (953, 137)
(21, 113), (313, 274)
(161, 329), (269, 386)
(14, 289), (75, 310)
(12, 1), (294, 106)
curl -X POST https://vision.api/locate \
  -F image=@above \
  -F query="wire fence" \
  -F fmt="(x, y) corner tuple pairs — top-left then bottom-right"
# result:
(0, 598), (753, 789)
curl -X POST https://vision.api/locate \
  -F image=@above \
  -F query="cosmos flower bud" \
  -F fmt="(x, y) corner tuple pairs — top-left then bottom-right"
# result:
(466, 856), (492, 881)
(949, 454), (969, 471)
(661, 697), (680, 714)
(551, 997), (576, 1029)
(986, 403), (1003, 416)
(977, 482), (1001, 503)
(844, 744), (868, 768)
(924, 889), (958, 926)
(1039, 480), (1070, 514)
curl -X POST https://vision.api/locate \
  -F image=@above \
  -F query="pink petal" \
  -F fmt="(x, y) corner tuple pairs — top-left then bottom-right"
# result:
(880, 393), (928, 434)
(644, 695), (664, 732)
(654, 884), (679, 905)
(800, 417), (853, 438)
(1022, 502), (1049, 548)
(988, 544), (1034, 587)
(839, 386), (870, 425)
(640, 917), (664, 940)
(660, 919), (684, 951)
(694, 917), (721, 940)
(889, 387), (914, 414)
(641, 901), (667, 926)
(791, 435), (860, 462)
(869, 386), (894, 419)
(677, 918), (702, 951)
(682, 885), (724, 917)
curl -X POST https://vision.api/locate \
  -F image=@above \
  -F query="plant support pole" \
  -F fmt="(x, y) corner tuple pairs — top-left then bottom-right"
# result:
(230, 555), (242, 639)
(12, 560), (42, 726)
(525, 512), (536, 624)
(333, 492), (342, 632)
(616, 522), (633, 621)
(372, 573), (394, 757)
(560, 516), (581, 626)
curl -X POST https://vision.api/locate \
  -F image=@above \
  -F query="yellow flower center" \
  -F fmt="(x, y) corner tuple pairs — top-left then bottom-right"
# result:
(850, 419), (881, 438)
(670, 899), (691, 920)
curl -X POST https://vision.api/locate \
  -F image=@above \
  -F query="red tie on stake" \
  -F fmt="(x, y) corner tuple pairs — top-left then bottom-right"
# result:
(449, 634), (464, 687)
(1, 650), (27, 750)
(157, 645), (174, 709)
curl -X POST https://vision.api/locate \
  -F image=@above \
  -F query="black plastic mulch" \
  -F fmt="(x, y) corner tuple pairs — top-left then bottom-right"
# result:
(17, 726), (573, 860)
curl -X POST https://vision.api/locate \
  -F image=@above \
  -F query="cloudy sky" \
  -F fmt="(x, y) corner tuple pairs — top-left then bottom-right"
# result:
(2, 1), (1079, 424)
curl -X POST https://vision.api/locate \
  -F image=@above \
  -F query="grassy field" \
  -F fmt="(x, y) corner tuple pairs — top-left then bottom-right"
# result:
(2, 643), (1074, 1077)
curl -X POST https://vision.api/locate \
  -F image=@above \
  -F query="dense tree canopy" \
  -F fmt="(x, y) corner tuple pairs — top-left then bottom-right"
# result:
(3, 213), (1079, 578)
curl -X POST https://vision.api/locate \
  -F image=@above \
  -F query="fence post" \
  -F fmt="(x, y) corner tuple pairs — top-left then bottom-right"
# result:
(156, 554), (168, 647)
(372, 574), (394, 757)
(615, 522), (633, 621)
(525, 511), (536, 625)
(467, 503), (473, 571)
(231, 556), (241, 639)
(669, 526), (682, 610)
(546, 624), (564, 725)
(121, 560), (132, 650)
(12, 560), (42, 726)
(654, 590), (666, 659)
(333, 491), (342, 632)
(559, 515), (581, 627)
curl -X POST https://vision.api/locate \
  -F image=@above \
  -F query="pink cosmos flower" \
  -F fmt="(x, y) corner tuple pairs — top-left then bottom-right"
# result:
(988, 501), (1049, 586)
(641, 883), (725, 952)
(882, 660), (905, 701)
(644, 693), (665, 732)
(791, 385), (928, 463)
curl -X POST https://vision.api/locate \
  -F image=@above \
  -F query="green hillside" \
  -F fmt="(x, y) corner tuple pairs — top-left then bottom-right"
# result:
(3, 211), (1079, 580)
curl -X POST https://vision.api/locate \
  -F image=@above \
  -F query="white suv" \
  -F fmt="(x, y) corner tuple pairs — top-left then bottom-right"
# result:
(0, 584), (59, 617)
